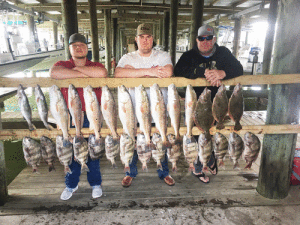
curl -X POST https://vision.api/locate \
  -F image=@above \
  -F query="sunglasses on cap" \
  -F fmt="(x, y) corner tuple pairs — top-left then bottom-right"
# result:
(197, 35), (214, 41)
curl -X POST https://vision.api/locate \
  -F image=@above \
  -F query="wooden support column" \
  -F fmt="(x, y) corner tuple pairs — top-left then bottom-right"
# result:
(61, 0), (78, 60)
(116, 27), (120, 63)
(262, 0), (279, 75)
(88, 0), (99, 62)
(104, 9), (112, 76)
(52, 22), (58, 50)
(163, 10), (170, 51)
(257, 0), (300, 199)
(189, 0), (204, 49)
(232, 18), (241, 58)
(0, 105), (7, 206)
(170, 0), (179, 65)
(159, 19), (163, 46)
(113, 18), (118, 58)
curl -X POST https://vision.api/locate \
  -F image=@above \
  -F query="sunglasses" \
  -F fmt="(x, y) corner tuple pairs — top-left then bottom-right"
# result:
(197, 35), (214, 41)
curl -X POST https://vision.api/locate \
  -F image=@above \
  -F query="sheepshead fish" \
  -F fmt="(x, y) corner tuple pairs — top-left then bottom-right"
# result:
(35, 84), (53, 130)
(73, 136), (89, 172)
(101, 86), (119, 140)
(228, 83), (244, 131)
(40, 136), (56, 172)
(212, 84), (228, 130)
(150, 84), (170, 150)
(168, 84), (181, 143)
(182, 134), (198, 171)
(185, 85), (197, 137)
(135, 85), (154, 151)
(243, 132), (261, 169)
(105, 134), (120, 168)
(22, 137), (41, 172)
(118, 85), (137, 142)
(151, 133), (167, 169)
(120, 134), (135, 172)
(49, 85), (71, 147)
(193, 88), (214, 140)
(84, 85), (103, 140)
(56, 135), (73, 174)
(17, 84), (36, 131)
(88, 134), (105, 160)
(213, 132), (228, 168)
(137, 133), (152, 171)
(198, 133), (213, 171)
(228, 132), (244, 170)
(167, 134), (182, 172)
(68, 84), (83, 137)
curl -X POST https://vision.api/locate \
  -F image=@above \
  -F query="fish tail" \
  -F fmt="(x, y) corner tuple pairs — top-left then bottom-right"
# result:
(81, 163), (90, 172)
(233, 161), (240, 170)
(32, 167), (38, 173)
(244, 162), (252, 169)
(157, 162), (162, 170)
(188, 164), (195, 172)
(29, 123), (36, 131)
(110, 159), (117, 169)
(219, 159), (225, 168)
(234, 122), (242, 131)
(64, 166), (72, 175)
(124, 166), (130, 173)
(48, 164), (56, 172)
(142, 163), (148, 172)
(172, 163), (177, 173)
(216, 122), (225, 130)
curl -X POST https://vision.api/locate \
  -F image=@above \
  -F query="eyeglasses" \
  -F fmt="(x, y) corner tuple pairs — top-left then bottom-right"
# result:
(197, 35), (214, 41)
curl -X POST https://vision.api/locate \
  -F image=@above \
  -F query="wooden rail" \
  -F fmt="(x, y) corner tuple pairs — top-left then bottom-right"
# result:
(0, 74), (300, 88)
(0, 124), (299, 141)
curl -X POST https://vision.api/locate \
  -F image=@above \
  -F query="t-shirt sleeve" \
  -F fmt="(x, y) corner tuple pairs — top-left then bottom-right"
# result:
(53, 61), (72, 67)
(158, 51), (173, 66)
(116, 54), (129, 68)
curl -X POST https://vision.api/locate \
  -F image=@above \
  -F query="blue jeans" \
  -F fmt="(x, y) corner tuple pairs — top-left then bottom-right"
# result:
(126, 150), (170, 179)
(194, 151), (216, 174)
(65, 157), (102, 189)
(66, 113), (102, 188)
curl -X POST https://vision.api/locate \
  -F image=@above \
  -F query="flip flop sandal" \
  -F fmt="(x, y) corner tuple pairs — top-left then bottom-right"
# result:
(209, 162), (218, 175)
(193, 172), (210, 184)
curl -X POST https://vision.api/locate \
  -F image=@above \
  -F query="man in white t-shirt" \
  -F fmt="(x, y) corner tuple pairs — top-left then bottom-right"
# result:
(115, 23), (175, 188)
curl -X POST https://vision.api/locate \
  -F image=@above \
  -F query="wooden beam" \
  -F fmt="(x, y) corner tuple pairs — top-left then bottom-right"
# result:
(0, 124), (299, 141)
(1, 74), (300, 88)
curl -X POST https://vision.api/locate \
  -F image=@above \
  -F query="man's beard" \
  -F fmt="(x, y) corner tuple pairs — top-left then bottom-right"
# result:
(74, 56), (86, 59)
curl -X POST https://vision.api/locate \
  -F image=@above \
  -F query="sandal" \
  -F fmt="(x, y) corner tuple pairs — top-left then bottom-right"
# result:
(122, 176), (133, 187)
(193, 172), (210, 184)
(208, 162), (218, 175)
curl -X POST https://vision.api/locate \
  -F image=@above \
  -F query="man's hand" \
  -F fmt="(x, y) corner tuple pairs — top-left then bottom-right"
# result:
(72, 67), (89, 77)
(150, 66), (170, 78)
(204, 69), (226, 87)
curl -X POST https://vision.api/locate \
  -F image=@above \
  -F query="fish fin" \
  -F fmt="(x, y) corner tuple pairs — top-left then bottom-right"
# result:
(216, 122), (225, 130)
(244, 162), (252, 169)
(234, 122), (242, 131)
(142, 163), (148, 171)
(233, 162), (240, 170)
(81, 163), (89, 172)
(172, 164), (177, 173)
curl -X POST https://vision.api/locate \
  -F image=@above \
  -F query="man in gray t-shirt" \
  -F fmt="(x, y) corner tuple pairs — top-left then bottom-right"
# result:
(115, 23), (175, 188)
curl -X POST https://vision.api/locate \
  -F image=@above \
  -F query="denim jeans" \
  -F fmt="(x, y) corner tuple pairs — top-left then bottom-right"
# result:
(126, 150), (170, 179)
(194, 151), (216, 174)
(65, 157), (102, 189)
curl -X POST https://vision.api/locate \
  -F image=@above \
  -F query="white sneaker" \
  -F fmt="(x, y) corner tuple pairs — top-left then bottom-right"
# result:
(60, 186), (78, 201)
(92, 185), (103, 199)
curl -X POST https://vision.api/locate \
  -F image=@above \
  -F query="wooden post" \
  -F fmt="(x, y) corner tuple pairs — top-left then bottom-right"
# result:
(262, 0), (279, 75)
(170, 0), (179, 65)
(0, 104), (8, 206)
(104, 9), (112, 76)
(232, 17), (241, 58)
(257, 0), (300, 199)
(88, 0), (99, 62)
(163, 10), (170, 51)
(189, 0), (204, 49)
(52, 22), (58, 50)
(159, 19), (163, 46)
(113, 18), (118, 58)
(61, 0), (78, 60)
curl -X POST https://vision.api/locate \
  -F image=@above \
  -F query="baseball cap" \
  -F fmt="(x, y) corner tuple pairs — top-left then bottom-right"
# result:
(197, 25), (214, 37)
(69, 33), (89, 45)
(136, 23), (153, 36)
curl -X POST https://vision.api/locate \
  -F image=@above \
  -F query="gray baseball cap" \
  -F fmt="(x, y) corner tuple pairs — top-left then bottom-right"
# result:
(69, 33), (89, 45)
(197, 25), (215, 37)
